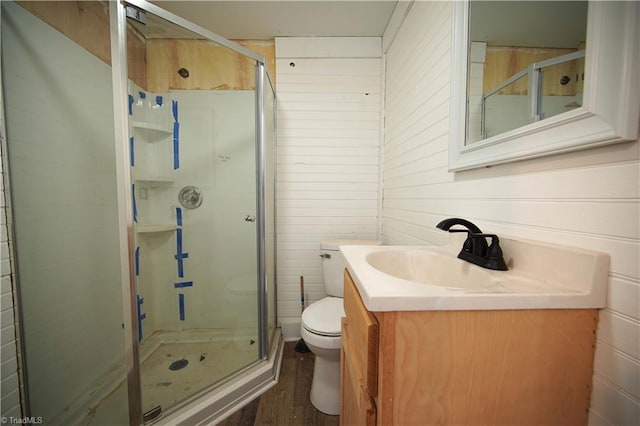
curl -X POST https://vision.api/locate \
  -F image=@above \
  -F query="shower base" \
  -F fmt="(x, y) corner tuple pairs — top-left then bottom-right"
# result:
(84, 329), (261, 425)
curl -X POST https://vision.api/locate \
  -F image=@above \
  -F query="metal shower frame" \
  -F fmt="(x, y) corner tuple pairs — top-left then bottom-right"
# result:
(109, 1), (275, 423)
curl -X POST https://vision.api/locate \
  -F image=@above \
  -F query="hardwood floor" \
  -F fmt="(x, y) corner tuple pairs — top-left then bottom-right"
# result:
(217, 342), (340, 426)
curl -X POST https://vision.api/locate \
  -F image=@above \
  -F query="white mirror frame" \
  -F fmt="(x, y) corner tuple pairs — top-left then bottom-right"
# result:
(449, 1), (639, 171)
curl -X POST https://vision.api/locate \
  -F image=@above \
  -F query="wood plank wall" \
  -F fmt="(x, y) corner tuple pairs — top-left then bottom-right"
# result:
(382, 2), (639, 425)
(17, 2), (276, 92)
(275, 38), (382, 322)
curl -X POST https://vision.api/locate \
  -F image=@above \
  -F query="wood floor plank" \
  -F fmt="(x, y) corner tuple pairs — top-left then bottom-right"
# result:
(216, 342), (339, 426)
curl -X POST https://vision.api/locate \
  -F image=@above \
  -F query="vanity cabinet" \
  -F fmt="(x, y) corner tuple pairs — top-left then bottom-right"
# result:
(340, 269), (598, 426)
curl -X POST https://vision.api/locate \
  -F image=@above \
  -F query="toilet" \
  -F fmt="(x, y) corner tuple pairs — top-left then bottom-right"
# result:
(301, 239), (381, 415)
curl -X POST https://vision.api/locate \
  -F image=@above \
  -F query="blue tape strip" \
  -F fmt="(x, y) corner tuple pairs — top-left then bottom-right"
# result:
(175, 253), (189, 278)
(174, 281), (193, 288)
(129, 136), (135, 167)
(132, 184), (137, 223)
(156, 95), (163, 107)
(139, 91), (146, 99)
(137, 295), (146, 341)
(172, 100), (178, 122)
(178, 294), (185, 321)
(128, 95), (134, 115)
(176, 207), (183, 227)
(175, 228), (189, 277)
(135, 246), (140, 276)
(173, 122), (180, 170)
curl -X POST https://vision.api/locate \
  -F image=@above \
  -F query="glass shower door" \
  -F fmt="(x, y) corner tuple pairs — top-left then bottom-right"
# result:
(122, 4), (261, 418)
(1, 2), (129, 424)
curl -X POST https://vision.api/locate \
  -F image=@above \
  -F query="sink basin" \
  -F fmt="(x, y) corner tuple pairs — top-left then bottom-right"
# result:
(340, 234), (610, 312)
(365, 249), (580, 293)
(366, 249), (495, 289)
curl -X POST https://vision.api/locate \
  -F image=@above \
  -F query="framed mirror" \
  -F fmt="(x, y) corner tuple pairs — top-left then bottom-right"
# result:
(449, 1), (639, 171)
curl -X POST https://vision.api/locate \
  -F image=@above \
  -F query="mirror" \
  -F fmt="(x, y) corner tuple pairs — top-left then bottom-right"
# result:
(467, 1), (587, 144)
(449, 1), (639, 171)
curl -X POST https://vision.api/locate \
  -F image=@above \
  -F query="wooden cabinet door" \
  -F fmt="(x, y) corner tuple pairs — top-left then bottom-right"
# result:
(341, 319), (376, 426)
(343, 270), (378, 395)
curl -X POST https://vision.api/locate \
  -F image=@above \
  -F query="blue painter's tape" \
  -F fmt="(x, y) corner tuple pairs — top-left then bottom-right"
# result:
(173, 122), (180, 170)
(132, 184), (137, 223)
(128, 95), (134, 115)
(172, 100), (178, 122)
(129, 136), (135, 167)
(137, 295), (145, 341)
(175, 228), (185, 277)
(176, 207), (182, 227)
(178, 294), (185, 321)
(139, 91), (146, 99)
(175, 253), (189, 278)
(156, 95), (163, 107)
(174, 281), (193, 288)
(135, 246), (140, 276)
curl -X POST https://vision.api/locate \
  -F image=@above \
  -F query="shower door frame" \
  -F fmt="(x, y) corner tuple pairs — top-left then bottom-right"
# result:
(109, 1), (275, 423)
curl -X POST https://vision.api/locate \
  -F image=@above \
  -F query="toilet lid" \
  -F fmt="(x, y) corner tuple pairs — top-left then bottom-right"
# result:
(301, 297), (344, 336)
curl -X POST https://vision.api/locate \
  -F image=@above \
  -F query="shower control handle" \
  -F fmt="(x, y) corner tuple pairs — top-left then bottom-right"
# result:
(244, 215), (256, 222)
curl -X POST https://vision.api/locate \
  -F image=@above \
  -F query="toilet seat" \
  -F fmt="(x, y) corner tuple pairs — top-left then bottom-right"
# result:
(301, 297), (344, 336)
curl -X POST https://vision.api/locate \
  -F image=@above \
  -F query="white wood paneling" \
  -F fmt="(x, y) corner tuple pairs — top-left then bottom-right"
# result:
(275, 37), (381, 324)
(0, 84), (22, 420)
(382, 1), (640, 424)
(276, 37), (381, 58)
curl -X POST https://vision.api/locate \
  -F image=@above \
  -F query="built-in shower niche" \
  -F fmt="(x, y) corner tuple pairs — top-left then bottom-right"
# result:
(129, 82), (177, 233)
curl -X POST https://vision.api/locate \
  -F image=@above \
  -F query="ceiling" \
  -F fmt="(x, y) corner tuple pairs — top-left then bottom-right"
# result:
(148, 1), (399, 39)
(139, 1), (587, 49)
(470, 1), (588, 48)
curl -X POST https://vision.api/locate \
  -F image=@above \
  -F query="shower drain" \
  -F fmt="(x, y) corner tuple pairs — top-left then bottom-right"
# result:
(169, 359), (189, 371)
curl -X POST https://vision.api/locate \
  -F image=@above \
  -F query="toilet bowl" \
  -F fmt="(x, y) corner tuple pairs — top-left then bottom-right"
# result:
(301, 239), (381, 415)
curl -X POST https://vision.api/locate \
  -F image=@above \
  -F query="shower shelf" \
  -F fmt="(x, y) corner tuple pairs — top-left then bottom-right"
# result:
(131, 121), (172, 141)
(136, 224), (176, 234)
(135, 177), (175, 187)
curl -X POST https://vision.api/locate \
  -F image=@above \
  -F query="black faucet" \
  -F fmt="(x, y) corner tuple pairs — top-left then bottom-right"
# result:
(436, 218), (508, 271)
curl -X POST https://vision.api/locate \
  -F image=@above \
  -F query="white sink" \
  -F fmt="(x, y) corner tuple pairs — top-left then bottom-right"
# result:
(341, 234), (609, 311)
(366, 249), (496, 290)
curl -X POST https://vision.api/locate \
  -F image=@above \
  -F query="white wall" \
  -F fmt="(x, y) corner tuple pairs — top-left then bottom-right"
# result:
(275, 37), (382, 330)
(1, 3), (125, 421)
(382, 2), (639, 425)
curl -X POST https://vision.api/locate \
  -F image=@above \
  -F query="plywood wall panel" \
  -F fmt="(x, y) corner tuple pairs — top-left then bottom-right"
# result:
(484, 46), (580, 96)
(146, 39), (275, 92)
(18, 1), (147, 88)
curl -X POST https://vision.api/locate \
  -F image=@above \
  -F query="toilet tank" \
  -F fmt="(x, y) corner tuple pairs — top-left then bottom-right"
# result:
(321, 239), (381, 297)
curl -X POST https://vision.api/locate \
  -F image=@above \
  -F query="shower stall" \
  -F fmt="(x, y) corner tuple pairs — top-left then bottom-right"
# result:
(1, 0), (279, 424)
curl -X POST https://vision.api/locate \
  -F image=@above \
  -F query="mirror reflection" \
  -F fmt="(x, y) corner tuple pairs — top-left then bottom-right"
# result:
(466, 1), (588, 144)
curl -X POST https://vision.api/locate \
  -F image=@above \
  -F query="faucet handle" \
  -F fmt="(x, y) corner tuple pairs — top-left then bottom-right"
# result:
(486, 236), (508, 271)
